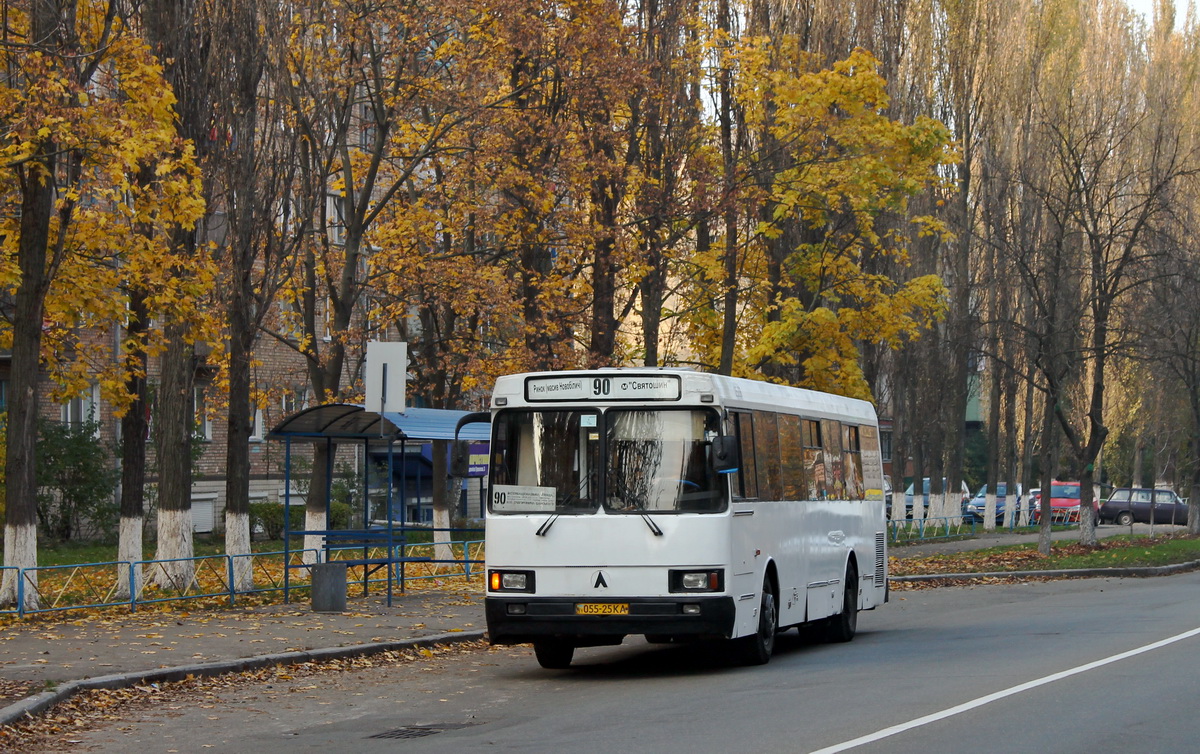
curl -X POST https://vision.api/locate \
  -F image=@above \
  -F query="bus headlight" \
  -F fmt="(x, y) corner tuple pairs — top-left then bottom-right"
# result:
(682, 573), (708, 589)
(669, 569), (724, 593)
(489, 570), (535, 593)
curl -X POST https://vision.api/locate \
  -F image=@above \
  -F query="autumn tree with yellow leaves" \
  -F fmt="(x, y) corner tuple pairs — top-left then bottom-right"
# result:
(683, 43), (953, 399)
(0, 0), (205, 608)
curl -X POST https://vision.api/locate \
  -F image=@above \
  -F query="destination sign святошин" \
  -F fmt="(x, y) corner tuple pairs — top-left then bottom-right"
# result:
(525, 374), (681, 401)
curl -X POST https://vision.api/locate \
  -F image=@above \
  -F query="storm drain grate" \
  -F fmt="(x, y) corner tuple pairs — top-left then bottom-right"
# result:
(367, 723), (479, 740)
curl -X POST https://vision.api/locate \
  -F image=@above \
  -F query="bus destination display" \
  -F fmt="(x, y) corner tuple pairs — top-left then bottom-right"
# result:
(525, 374), (681, 402)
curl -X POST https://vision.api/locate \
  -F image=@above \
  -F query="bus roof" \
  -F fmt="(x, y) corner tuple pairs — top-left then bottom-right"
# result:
(490, 369), (877, 424)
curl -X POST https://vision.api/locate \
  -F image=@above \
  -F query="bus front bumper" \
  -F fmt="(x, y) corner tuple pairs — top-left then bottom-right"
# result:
(485, 595), (737, 645)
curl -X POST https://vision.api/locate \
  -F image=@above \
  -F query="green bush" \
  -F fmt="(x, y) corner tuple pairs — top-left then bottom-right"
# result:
(330, 500), (351, 529)
(36, 418), (120, 543)
(249, 502), (286, 540)
(250, 500), (353, 540)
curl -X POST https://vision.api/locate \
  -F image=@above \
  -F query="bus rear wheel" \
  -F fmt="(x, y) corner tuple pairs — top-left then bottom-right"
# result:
(823, 563), (858, 643)
(533, 639), (574, 669)
(737, 581), (777, 665)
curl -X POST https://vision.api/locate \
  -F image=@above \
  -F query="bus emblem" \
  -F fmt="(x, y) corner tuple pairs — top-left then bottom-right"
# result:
(593, 571), (609, 589)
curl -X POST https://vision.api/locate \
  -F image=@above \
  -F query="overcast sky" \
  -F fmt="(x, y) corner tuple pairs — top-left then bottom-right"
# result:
(1124, 0), (1190, 28)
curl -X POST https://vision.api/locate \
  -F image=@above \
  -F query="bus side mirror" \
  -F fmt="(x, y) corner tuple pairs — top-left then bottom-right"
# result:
(450, 440), (471, 477)
(710, 436), (739, 474)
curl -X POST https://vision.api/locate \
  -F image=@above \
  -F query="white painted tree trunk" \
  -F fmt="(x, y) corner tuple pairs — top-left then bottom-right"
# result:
(1003, 491), (1016, 529)
(152, 508), (196, 590)
(890, 490), (904, 522)
(911, 489), (926, 529)
(433, 505), (453, 564)
(984, 492), (997, 532)
(1, 524), (38, 610)
(226, 510), (253, 592)
(117, 516), (143, 600)
(935, 492), (949, 529)
(303, 507), (326, 565)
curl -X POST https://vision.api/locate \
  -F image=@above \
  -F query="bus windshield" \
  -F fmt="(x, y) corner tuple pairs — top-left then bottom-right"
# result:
(488, 408), (725, 514)
(605, 409), (724, 513)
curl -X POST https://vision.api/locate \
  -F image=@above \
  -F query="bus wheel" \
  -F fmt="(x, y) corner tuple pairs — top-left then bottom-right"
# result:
(533, 639), (574, 669)
(824, 563), (858, 643)
(737, 582), (777, 665)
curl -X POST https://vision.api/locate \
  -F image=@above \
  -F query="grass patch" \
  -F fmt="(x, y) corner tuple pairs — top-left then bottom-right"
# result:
(892, 533), (1200, 576)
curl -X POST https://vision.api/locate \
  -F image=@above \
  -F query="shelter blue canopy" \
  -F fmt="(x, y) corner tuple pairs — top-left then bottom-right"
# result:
(269, 403), (491, 442)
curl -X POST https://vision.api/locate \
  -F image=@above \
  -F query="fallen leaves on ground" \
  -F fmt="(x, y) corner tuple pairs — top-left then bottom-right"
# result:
(891, 548), (1052, 577)
(0, 682), (40, 707)
(0, 640), (491, 753)
(889, 535), (1200, 591)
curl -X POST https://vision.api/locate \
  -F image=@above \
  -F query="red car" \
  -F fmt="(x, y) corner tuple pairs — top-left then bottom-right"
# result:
(1031, 481), (1085, 523)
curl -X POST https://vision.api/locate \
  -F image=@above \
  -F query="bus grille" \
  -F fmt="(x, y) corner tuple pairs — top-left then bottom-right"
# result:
(874, 532), (886, 587)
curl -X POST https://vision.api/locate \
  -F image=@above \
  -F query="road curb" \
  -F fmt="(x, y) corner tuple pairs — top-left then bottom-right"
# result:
(890, 558), (1200, 583)
(0, 629), (486, 728)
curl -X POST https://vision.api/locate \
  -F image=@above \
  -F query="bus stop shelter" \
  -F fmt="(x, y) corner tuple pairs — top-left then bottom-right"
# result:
(269, 403), (491, 605)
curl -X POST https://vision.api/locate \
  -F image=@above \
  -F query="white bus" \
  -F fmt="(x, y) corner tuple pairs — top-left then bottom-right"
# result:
(481, 368), (888, 668)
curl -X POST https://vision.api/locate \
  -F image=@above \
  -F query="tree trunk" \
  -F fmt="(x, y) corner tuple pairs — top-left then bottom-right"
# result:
(143, 0), (208, 592)
(943, 157), (973, 537)
(1190, 426), (1200, 535)
(117, 290), (150, 599)
(984, 356), (1003, 532)
(225, 311), (255, 591)
(910, 445), (925, 524)
(1037, 390), (1056, 556)
(153, 325), (196, 588)
(716, 0), (738, 376)
(0, 263), (47, 609)
(304, 441), (334, 563)
(431, 439), (454, 564)
(1132, 435), (1144, 488)
(1003, 362), (1020, 529)
(0, 36), (61, 607)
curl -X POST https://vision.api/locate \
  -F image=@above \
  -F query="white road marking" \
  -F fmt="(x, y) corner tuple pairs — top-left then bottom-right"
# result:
(808, 625), (1200, 754)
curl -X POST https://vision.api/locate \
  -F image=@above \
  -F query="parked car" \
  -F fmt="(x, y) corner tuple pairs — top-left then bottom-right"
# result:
(888, 477), (970, 519)
(1099, 487), (1190, 526)
(961, 483), (1026, 523)
(1031, 481), (1085, 523)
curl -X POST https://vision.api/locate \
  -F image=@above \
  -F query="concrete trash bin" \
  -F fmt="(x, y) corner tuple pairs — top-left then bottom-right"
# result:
(311, 561), (348, 613)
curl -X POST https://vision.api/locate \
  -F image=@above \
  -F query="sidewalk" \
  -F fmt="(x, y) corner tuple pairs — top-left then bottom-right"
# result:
(0, 587), (486, 725)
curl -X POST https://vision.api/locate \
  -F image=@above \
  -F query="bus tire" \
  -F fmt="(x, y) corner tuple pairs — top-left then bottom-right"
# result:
(533, 639), (574, 669)
(824, 563), (858, 643)
(737, 581), (777, 665)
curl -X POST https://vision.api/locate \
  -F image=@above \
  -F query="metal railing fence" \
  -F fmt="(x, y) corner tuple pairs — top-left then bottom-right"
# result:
(0, 540), (484, 618)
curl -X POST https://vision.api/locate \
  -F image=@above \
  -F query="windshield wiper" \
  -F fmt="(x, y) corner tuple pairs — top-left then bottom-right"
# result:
(535, 514), (559, 537)
(640, 513), (663, 536)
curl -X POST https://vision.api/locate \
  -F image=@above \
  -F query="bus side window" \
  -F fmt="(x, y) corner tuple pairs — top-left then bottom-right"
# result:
(858, 424), (885, 501)
(732, 412), (758, 499)
(802, 419), (826, 500)
(842, 425), (864, 500)
(753, 411), (782, 501)
(778, 414), (806, 500)
(822, 420), (846, 499)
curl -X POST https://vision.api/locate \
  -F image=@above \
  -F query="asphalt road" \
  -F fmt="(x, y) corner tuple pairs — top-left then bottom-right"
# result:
(43, 571), (1200, 754)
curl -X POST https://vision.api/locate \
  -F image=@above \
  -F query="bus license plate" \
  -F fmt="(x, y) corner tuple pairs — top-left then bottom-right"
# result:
(575, 603), (629, 616)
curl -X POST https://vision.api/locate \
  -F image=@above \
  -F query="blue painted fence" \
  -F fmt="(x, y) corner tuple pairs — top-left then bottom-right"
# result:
(1, 530), (485, 618)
